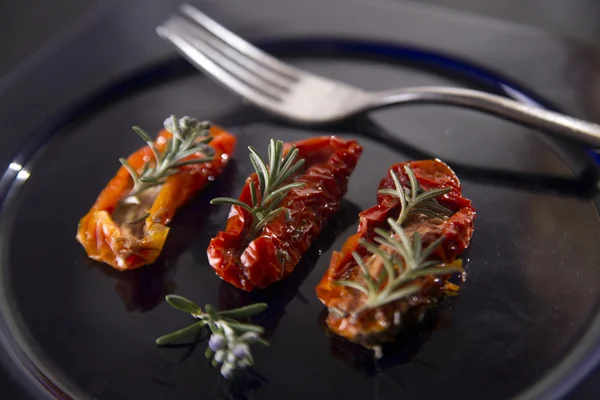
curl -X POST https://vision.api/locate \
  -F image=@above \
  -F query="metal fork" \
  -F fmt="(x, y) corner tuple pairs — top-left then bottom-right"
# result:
(157, 3), (600, 148)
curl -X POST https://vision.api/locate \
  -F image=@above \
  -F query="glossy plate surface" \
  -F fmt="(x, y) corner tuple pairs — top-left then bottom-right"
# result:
(1, 1), (600, 399)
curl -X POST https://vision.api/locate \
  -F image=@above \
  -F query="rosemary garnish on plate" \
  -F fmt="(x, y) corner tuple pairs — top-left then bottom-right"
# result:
(333, 166), (458, 317)
(378, 166), (453, 225)
(120, 116), (215, 204)
(211, 139), (305, 237)
(156, 295), (269, 379)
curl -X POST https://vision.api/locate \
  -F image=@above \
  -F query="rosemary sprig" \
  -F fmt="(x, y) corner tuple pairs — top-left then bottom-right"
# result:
(120, 116), (215, 203)
(333, 165), (459, 317)
(378, 166), (453, 226)
(211, 139), (305, 238)
(157, 295), (269, 379)
(335, 218), (462, 317)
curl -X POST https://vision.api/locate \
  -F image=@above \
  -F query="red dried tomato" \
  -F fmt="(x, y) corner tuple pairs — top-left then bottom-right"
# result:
(208, 136), (363, 291)
(316, 159), (476, 345)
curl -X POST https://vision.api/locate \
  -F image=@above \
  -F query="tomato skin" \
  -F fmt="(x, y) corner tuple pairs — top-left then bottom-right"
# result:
(207, 136), (363, 292)
(316, 159), (476, 345)
(76, 125), (236, 271)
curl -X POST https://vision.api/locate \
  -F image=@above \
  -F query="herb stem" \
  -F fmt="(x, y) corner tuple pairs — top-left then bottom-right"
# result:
(334, 165), (460, 318)
(210, 139), (305, 239)
(157, 295), (269, 379)
(155, 320), (206, 346)
(120, 116), (215, 205)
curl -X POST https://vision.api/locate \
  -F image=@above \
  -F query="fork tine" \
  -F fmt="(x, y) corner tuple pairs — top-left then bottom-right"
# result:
(157, 22), (281, 110)
(159, 17), (287, 99)
(179, 3), (302, 80)
(166, 16), (288, 99)
(172, 15), (296, 91)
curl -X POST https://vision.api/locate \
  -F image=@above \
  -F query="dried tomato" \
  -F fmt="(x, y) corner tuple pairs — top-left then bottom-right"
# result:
(77, 125), (236, 270)
(208, 136), (363, 291)
(316, 159), (475, 347)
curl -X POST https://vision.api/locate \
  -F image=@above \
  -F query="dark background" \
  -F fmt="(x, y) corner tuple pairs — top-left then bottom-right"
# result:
(0, 0), (599, 398)
(2, 0), (600, 79)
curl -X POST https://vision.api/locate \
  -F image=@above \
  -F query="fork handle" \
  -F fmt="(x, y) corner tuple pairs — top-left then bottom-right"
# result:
(369, 86), (600, 148)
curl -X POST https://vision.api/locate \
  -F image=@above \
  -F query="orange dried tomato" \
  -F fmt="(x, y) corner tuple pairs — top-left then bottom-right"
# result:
(77, 125), (236, 270)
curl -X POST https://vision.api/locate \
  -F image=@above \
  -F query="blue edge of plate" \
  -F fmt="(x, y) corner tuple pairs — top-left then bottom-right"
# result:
(1, 37), (598, 399)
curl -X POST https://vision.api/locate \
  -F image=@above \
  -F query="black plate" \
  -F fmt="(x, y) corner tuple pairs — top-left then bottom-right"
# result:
(1, 0), (600, 399)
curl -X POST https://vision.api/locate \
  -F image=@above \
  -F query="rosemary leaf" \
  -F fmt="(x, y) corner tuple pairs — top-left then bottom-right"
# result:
(419, 259), (446, 269)
(249, 181), (258, 208)
(418, 235), (446, 262)
(412, 233), (422, 265)
(275, 158), (305, 187)
(132, 126), (154, 142)
(211, 139), (306, 240)
(205, 304), (220, 321)
(256, 338), (270, 347)
(174, 147), (209, 161)
(161, 137), (174, 164)
(374, 284), (421, 306)
(381, 258), (397, 285)
(391, 168), (405, 196)
(415, 188), (452, 203)
(406, 265), (462, 281)
(218, 303), (268, 318)
(262, 182), (305, 206)
(248, 148), (269, 194)
(253, 208), (286, 232)
(119, 115), (215, 203)
(205, 347), (214, 359)
(170, 158), (213, 169)
(156, 321), (206, 345)
(166, 294), (203, 315)
(352, 253), (378, 294)
(158, 295), (269, 379)
(268, 140), (280, 179)
(372, 234), (409, 262)
(225, 322), (266, 333)
(334, 280), (370, 295)
(278, 147), (300, 176)
(378, 189), (400, 197)
(140, 161), (150, 176)
(210, 198), (255, 215)
(404, 165), (419, 202)
(119, 158), (138, 179)
(411, 207), (448, 219)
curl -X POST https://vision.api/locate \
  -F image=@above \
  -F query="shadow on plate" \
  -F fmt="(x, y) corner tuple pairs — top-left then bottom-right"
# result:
(316, 253), (469, 397)
(211, 368), (270, 400)
(86, 160), (239, 313)
(318, 295), (460, 399)
(346, 116), (600, 199)
(217, 199), (362, 336)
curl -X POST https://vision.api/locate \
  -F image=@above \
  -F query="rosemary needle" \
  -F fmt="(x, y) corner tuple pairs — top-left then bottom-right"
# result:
(120, 115), (215, 203)
(377, 166), (453, 226)
(334, 166), (459, 317)
(157, 295), (269, 379)
(211, 139), (305, 238)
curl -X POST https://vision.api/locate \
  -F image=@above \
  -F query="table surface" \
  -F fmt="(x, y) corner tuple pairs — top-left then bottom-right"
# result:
(0, 1), (599, 398)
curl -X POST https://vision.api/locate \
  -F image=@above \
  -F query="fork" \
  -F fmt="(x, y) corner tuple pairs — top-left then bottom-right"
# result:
(157, 3), (600, 148)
